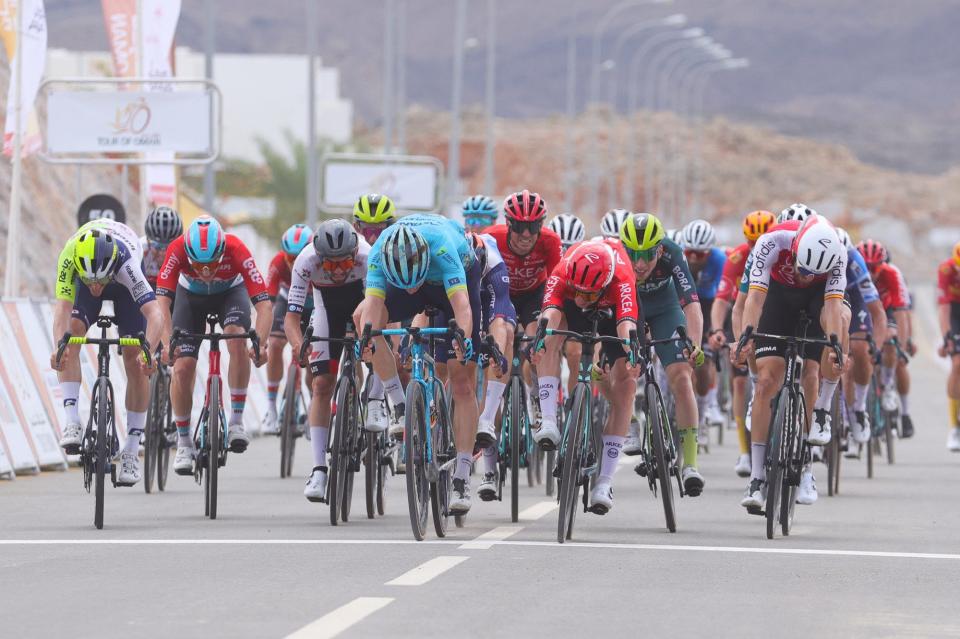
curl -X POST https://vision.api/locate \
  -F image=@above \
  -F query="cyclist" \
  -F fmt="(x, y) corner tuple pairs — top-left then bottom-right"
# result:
(600, 208), (631, 239)
(532, 239), (640, 513)
(937, 241), (960, 450)
(858, 239), (915, 437)
(485, 190), (563, 442)
(681, 219), (727, 437)
(776, 202), (815, 224)
(461, 194), (498, 231)
(709, 210), (775, 477)
(738, 214), (847, 511)
(355, 213), (482, 514)
(284, 218), (370, 501)
(52, 219), (165, 487)
(619, 213), (707, 496)
(261, 224), (314, 436)
(141, 205), (183, 289)
(548, 213), (586, 252)
(157, 215), (271, 475)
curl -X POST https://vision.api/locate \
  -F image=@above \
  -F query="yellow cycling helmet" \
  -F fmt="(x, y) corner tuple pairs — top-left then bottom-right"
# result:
(73, 228), (120, 283)
(353, 193), (396, 224)
(620, 212), (665, 251)
(742, 210), (776, 243)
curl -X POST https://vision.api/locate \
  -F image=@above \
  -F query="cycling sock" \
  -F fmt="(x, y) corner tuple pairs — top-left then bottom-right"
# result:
(599, 435), (625, 483)
(881, 365), (895, 387)
(706, 385), (719, 407)
(482, 445), (498, 475)
(695, 393), (706, 422)
(383, 375), (405, 407)
(267, 382), (279, 415)
(480, 381), (506, 423)
(310, 424), (329, 466)
(679, 428), (698, 468)
(123, 411), (147, 454)
(749, 370), (759, 386)
(750, 442), (767, 481)
(538, 376), (559, 422)
(453, 452), (473, 481)
(899, 393), (909, 416)
(950, 398), (960, 426)
(60, 381), (81, 423)
(736, 416), (749, 454)
(853, 383), (869, 412)
(814, 378), (838, 411)
(175, 414), (192, 446)
(368, 374), (385, 401)
(229, 388), (246, 424)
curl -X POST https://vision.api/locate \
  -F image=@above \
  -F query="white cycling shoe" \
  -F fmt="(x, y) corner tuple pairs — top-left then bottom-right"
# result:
(59, 421), (84, 453)
(704, 404), (726, 427)
(881, 386), (899, 413)
(947, 427), (960, 452)
(304, 466), (328, 502)
(533, 417), (560, 450)
(807, 409), (832, 445)
(174, 445), (196, 476)
(475, 419), (497, 447)
(365, 399), (389, 433)
(734, 454), (751, 478)
(589, 481), (614, 515)
(796, 467), (818, 505)
(116, 451), (142, 486)
(388, 403), (406, 438)
(227, 423), (250, 453)
(850, 410), (871, 444)
(261, 410), (280, 436)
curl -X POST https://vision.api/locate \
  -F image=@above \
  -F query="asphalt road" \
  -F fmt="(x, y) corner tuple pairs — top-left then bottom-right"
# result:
(2, 316), (959, 639)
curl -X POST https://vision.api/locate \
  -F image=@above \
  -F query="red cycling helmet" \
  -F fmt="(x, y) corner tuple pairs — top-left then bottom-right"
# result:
(857, 239), (887, 268)
(564, 241), (615, 294)
(503, 190), (547, 223)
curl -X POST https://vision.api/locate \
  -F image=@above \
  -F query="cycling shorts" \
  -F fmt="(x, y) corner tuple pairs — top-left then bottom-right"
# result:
(309, 280), (365, 375)
(846, 284), (872, 335)
(72, 282), (146, 337)
(644, 302), (688, 367)
(171, 284), (251, 358)
(511, 284), (545, 328)
(951, 302), (960, 337)
(481, 262), (517, 329)
(754, 279), (827, 362)
(561, 300), (629, 366)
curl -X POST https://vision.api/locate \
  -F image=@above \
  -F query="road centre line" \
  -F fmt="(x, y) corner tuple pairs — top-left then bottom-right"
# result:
(284, 597), (393, 639)
(385, 555), (469, 586)
(459, 525), (523, 550)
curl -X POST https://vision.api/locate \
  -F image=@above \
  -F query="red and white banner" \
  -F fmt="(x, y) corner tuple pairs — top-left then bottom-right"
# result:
(141, 0), (180, 206)
(0, 0), (47, 158)
(101, 0), (136, 78)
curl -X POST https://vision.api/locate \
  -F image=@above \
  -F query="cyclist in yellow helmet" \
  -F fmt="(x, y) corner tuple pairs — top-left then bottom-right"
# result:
(352, 193), (397, 245)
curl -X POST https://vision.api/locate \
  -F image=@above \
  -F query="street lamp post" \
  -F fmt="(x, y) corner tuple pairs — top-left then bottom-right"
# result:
(203, 0), (216, 215)
(395, 0), (408, 154)
(306, 0), (318, 226)
(482, 0), (497, 197)
(563, 34), (577, 211)
(383, 0), (396, 153)
(446, 0), (468, 205)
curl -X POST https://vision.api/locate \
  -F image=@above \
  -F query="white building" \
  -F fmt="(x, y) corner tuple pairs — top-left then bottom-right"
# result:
(46, 47), (353, 162)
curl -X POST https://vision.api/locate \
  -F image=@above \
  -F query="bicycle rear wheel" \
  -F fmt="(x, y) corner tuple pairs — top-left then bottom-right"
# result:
(341, 386), (359, 522)
(94, 379), (108, 530)
(780, 392), (806, 536)
(157, 372), (173, 491)
(279, 369), (299, 478)
(376, 432), (388, 516)
(557, 384), (588, 543)
(143, 372), (161, 494)
(207, 383), (221, 520)
(884, 412), (896, 464)
(405, 383), (430, 540)
(365, 430), (377, 519)
(431, 381), (454, 537)
(647, 381), (677, 533)
(765, 388), (791, 540)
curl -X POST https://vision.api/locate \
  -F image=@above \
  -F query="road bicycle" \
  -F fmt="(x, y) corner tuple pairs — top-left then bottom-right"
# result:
(826, 334), (874, 495)
(277, 346), (308, 479)
(867, 336), (909, 472)
(143, 355), (174, 493)
(170, 314), (260, 520)
(55, 316), (150, 529)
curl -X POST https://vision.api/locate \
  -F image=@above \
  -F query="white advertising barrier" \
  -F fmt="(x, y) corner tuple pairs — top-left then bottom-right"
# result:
(46, 89), (212, 155)
(321, 153), (443, 213)
(0, 376), (38, 475)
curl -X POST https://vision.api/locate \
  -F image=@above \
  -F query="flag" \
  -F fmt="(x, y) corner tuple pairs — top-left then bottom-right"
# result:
(1, 0), (47, 157)
(100, 0), (136, 78)
(140, 0), (180, 206)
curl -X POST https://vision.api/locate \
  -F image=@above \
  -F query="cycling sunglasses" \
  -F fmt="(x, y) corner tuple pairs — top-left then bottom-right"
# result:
(572, 287), (602, 303)
(796, 263), (818, 277)
(508, 219), (543, 235)
(684, 249), (710, 260)
(463, 216), (490, 228)
(80, 275), (114, 286)
(188, 255), (223, 276)
(322, 256), (355, 272)
(627, 246), (659, 262)
(355, 221), (389, 244)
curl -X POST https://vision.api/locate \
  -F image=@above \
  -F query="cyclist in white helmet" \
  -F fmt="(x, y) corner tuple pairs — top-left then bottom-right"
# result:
(777, 202), (817, 224)
(548, 213), (586, 252)
(600, 209), (631, 239)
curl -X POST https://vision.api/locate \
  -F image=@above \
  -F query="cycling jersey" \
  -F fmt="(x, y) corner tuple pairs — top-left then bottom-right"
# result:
(542, 239), (639, 325)
(56, 219), (155, 307)
(486, 224), (563, 294)
(475, 233), (515, 327)
(937, 259), (960, 305)
(748, 227), (846, 301)
(871, 262), (910, 311)
(139, 237), (168, 288)
(365, 213), (473, 299)
(287, 238), (371, 314)
(156, 234), (269, 303)
(266, 251), (293, 299)
(717, 242), (751, 302)
(846, 247), (880, 303)
(689, 246), (726, 300)
(635, 237), (699, 307)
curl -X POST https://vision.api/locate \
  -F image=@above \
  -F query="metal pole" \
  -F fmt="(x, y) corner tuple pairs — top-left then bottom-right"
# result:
(4, 0), (24, 295)
(673, 58), (723, 218)
(136, 0), (149, 222)
(395, 0), (407, 154)
(306, 0), (318, 226)
(482, 0), (496, 197)
(446, 0), (467, 205)
(203, 0), (216, 215)
(382, 0), (395, 153)
(563, 34), (576, 211)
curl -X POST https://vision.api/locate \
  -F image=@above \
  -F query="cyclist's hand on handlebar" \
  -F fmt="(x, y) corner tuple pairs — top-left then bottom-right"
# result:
(250, 344), (268, 367)
(905, 338), (917, 357)
(686, 343), (706, 368)
(707, 329), (726, 352)
(453, 336), (473, 362)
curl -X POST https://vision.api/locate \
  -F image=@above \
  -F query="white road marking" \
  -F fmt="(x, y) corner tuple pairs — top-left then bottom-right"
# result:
(459, 525), (523, 550)
(518, 500), (558, 521)
(284, 597), (393, 639)
(0, 539), (459, 545)
(385, 555), (469, 586)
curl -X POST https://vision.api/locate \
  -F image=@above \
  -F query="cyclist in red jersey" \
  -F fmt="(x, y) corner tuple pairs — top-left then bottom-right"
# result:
(532, 239), (640, 513)
(157, 216), (271, 474)
(937, 242), (960, 449)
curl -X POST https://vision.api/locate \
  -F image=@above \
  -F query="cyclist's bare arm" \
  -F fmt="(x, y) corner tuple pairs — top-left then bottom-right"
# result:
(868, 298), (887, 345)
(449, 289), (473, 340)
(682, 301), (705, 347)
(732, 291), (746, 337)
(283, 310), (305, 361)
(709, 297), (731, 348)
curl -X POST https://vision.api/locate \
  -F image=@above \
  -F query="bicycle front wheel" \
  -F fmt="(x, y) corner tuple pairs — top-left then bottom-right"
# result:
(279, 369), (299, 479)
(143, 372), (161, 494)
(405, 383), (430, 540)
(207, 383), (221, 520)
(157, 372), (173, 491)
(508, 377), (522, 523)
(780, 391), (806, 537)
(430, 380), (454, 537)
(557, 384), (588, 543)
(765, 388), (791, 540)
(647, 381), (676, 533)
(94, 379), (109, 529)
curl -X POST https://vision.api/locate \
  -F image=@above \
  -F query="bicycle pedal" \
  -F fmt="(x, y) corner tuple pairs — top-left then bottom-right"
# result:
(634, 463), (647, 477)
(63, 444), (80, 456)
(228, 441), (248, 454)
(588, 504), (608, 516)
(746, 505), (764, 517)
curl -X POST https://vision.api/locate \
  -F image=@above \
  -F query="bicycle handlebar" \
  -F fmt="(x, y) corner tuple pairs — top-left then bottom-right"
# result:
(360, 319), (469, 364)
(736, 325), (844, 369)
(56, 331), (152, 367)
(169, 327), (260, 362)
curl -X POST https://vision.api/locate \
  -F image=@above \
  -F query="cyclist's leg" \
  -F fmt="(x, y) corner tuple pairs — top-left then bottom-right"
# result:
(57, 288), (99, 448)
(221, 287), (253, 449)
(264, 291), (289, 432)
(111, 285), (150, 465)
(695, 298), (719, 426)
(533, 306), (569, 446)
(949, 303), (960, 440)
(170, 286), (205, 470)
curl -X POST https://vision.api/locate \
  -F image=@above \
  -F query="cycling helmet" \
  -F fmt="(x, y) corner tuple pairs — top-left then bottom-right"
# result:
(681, 219), (716, 251)
(503, 190), (547, 223)
(953, 241), (960, 268)
(778, 202), (817, 224)
(380, 224), (429, 289)
(73, 228), (120, 282)
(548, 214), (586, 248)
(564, 241), (615, 294)
(185, 215), (227, 264)
(281, 223), (313, 258)
(600, 208), (631, 239)
(792, 216), (843, 275)
(313, 218), (358, 259)
(742, 210), (775, 243)
(834, 227), (853, 250)
(620, 212), (665, 251)
(145, 205), (183, 244)
(857, 239), (887, 268)
(353, 193), (396, 224)
(665, 228), (683, 246)
(461, 195), (498, 227)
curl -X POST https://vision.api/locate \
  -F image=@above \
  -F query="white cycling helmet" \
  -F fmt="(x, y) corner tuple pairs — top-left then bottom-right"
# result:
(548, 213), (585, 248)
(778, 202), (817, 224)
(600, 209), (631, 239)
(681, 219), (716, 251)
(665, 228), (683, 246)
(793, 216), (843, 274)
(834, 226), (853, 250)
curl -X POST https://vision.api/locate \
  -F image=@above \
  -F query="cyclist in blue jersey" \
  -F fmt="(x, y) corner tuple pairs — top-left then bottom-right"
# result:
(356, 213), (483, 514)
(681, 220), (728, 434)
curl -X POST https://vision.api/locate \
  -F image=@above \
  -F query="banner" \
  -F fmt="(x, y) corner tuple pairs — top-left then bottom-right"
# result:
(101, 0), (136, 78)
(321, 155), (442, 212)
(140, 0), (180, 206)
(0, 0), (47, 157)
